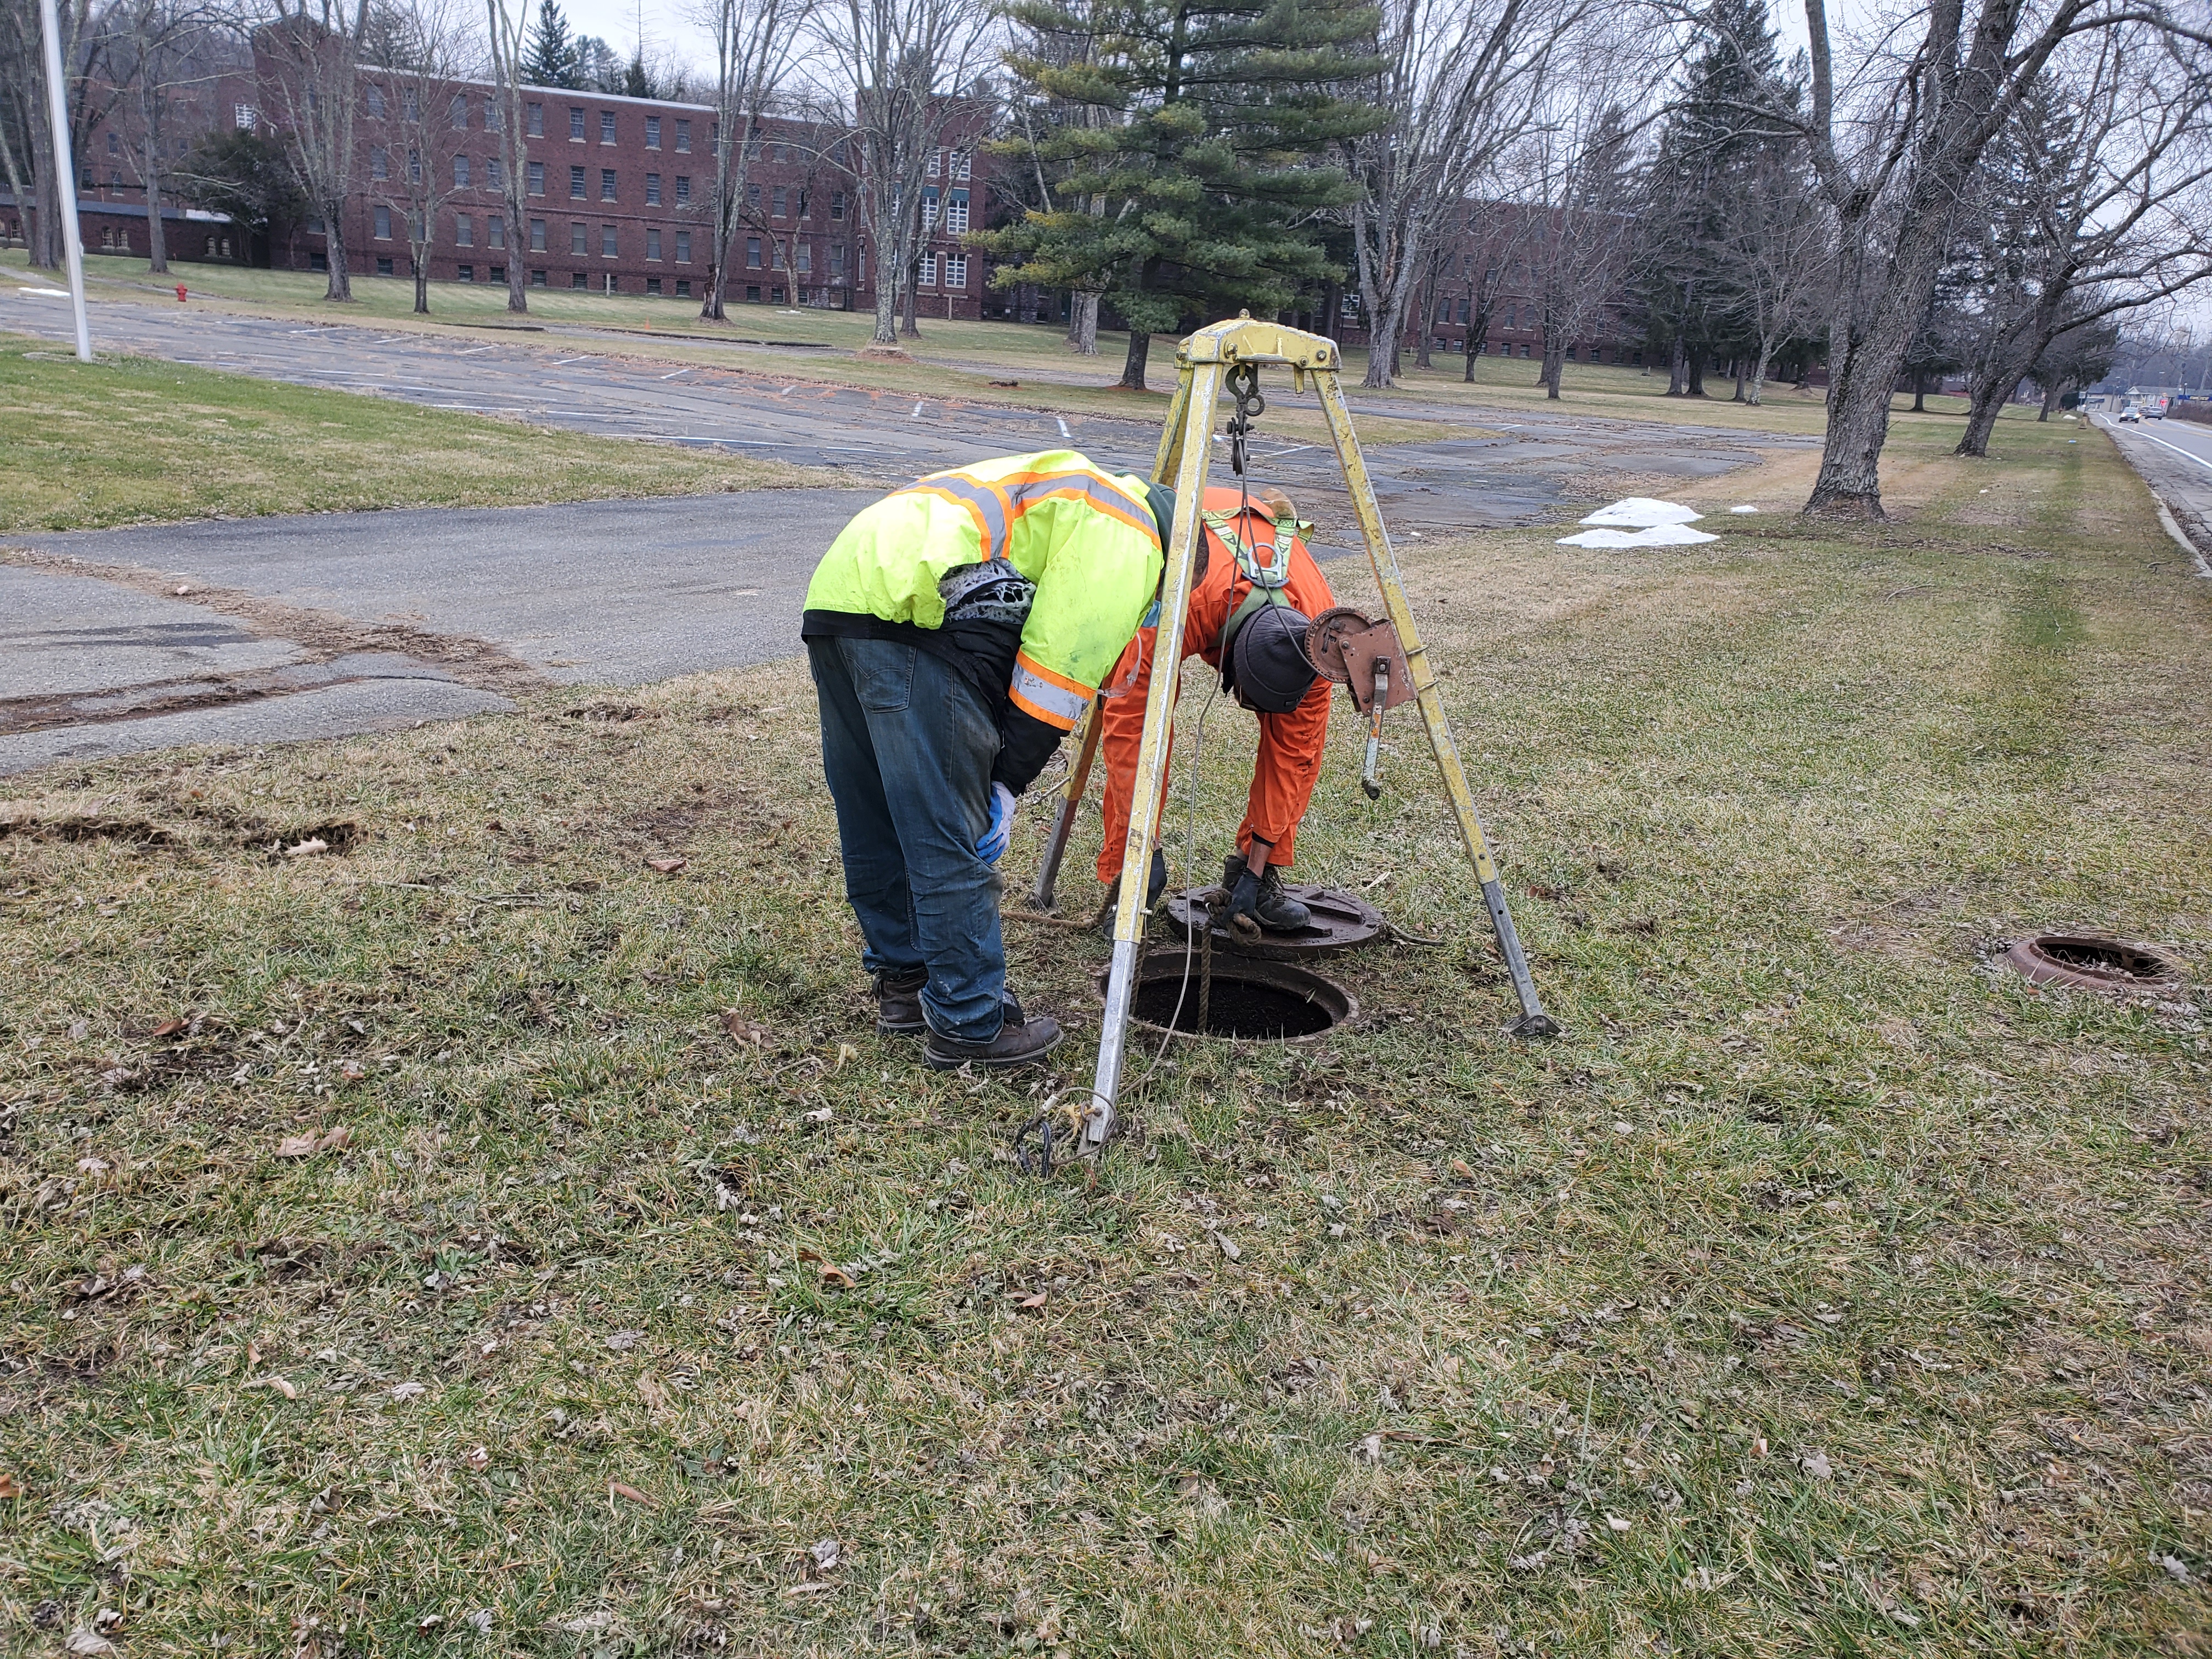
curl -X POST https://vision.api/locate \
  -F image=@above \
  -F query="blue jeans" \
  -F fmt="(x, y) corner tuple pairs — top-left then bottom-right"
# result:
(808, 635), (1006, 1042)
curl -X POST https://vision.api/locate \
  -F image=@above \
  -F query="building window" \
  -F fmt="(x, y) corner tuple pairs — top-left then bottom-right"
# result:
(488, 216), (504, 249)
(490, 264), (504, 284)
(376, 256), (393, 275)
(457, 263), (473, 281)
(829, 242), (844, 276)
(927, 148), (940, 177)
(408, 210), (423, 241)
(746, 182), (760, 210)
(769, 285), (783, 303)
(745, 284), (760, 301)
(746, 236), (761, 269)
(674, 229), (690, 262)
(771, 240), (785, 270)
(234, 102), (257, 131)
(796, 242), (811, 273)
(831, 139), (847, 166)
(455, 213), (473, 246)
(945, 188), (967, 234)
(919, 252), (937, 286)
(572, 271), (588, 289)
(370, 146), (388, 180)
(600, 110), (616, 144)
(675, 278), (690, 297)
(527, 102), (543, 137)
(408, 149), (422, 184)
(527, 161), (544, 195)
(601, 223), (617, 257)
(488, 156), (504, 188)
(570, 165), (586, 199)
(366, 85), (385, 119)
(529, 218), (546, 251)
(952, 149), (971, 180)
(450, 93), (468, 128)
(571, 222), (587, 255)
(645, 172), (661, 205)
(373, 204), (391, 239)
(674, 119), (690, 152)
(922, 185), (938, 229)
(531, 268), (547, 285)
(944, 253), (966, 288)
(453, 155), (470, 188)
(646, 227), (662, 259)
(772, 185), (786, 218)
(569, 106), (585, 139)
(674, 175), (690, 203)
(600, 168), (616, 201)
(646, 275), (662, 295)
(486, 100), (501, 130)
(830, 190), (844, 221)
(646, 115), (661, 149)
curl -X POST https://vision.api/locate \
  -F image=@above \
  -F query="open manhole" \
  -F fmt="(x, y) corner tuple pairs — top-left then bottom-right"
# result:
(1099, 951), (1358, 1043)
(2003, 934), (2184, 995)
(1161, 883), (1387, 958)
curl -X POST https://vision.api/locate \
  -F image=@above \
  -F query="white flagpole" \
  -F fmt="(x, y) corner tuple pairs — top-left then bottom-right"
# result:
(37, 0), (93, 362)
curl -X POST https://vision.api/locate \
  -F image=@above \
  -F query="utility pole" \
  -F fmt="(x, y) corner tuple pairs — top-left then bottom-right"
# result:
(37, 0), (92, 361)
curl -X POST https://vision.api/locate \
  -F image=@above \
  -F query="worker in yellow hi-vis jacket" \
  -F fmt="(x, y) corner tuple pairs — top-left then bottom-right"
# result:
(802, 450), (1172, 1070)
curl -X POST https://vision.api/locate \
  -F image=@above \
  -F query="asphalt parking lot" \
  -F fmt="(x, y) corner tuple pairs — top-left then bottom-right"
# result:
(1, 283), (1809, 774)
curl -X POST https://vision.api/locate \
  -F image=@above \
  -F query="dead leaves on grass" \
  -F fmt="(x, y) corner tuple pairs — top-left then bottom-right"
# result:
(274, 1126), (351, 1159)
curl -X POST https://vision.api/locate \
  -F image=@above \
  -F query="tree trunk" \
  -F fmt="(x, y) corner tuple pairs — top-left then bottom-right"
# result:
(143, 148), (167, 273)
(1956, 375), (2013, 456)
(1910, 369), (1927, 413)
(1733, 356), (1748, 402)
(1068, 291), (1098, 354)
(1747, 341), (1774, 407)
(1686, 349), (1706, 397)
(1463, 295), (1487, 383)
(1321, 278), (1340, 342)
(703, 259), (728, 320)
(28, 95), (61, 270)
(1120, 329), (1149, 392)
(1665, 330), (1687, 396)
(1413, 272), (1434, 371)
(414, 253), (428, 312)
(323, 193), (353, 301)
(2038, 381), (2062, 421)
(900, 255), (919, 336)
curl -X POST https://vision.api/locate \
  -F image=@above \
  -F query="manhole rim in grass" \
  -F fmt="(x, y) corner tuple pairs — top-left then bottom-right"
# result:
(1096, 950), (1358, 1044)
(2002, 933), (2185, 994)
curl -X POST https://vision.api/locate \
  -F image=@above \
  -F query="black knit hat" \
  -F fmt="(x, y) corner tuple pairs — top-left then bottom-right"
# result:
(1228, 601), (1316, 713)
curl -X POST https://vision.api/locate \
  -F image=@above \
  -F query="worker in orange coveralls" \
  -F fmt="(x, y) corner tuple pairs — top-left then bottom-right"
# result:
(1096, 484), (1334, 932)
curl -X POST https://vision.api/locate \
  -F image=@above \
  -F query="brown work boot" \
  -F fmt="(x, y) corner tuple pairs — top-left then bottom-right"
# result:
(874, 967), (928, 1037)
(923, 995), (1064, 1070)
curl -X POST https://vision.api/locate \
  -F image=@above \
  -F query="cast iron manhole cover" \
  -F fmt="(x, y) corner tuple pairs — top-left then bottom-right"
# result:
(2002, 934), (2184, 995)
(1161, 883), (1387, 959)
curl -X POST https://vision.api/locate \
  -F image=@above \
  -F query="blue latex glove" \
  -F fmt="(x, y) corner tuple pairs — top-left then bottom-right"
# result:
(977, 782), (1017, 864)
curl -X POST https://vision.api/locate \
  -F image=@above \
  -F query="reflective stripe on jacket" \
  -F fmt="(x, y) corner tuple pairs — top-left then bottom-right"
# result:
(803, 450), (1164, 731)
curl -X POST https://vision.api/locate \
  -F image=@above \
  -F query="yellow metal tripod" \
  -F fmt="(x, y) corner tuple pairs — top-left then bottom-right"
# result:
(1051, 315), (1556, 1147)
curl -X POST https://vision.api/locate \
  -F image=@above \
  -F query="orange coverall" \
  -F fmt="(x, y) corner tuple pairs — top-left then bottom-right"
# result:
(1096, 487), (1335, 884)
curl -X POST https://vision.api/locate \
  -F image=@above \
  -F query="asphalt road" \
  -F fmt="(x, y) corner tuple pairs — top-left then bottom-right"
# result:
(1, 279), (1810, 775)
(2095, 411), (2212, 569)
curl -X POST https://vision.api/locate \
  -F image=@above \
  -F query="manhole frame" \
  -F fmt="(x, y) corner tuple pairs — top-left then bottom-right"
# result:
(1094, 949), (1360, 1045)
(1160, 882), (1388, 960)
(2001, 933), (2185, 995)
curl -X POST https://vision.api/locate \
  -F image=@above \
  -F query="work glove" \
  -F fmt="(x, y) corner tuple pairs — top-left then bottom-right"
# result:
(1224, 865), (1262, 928)
(977, 782), (1018, 865)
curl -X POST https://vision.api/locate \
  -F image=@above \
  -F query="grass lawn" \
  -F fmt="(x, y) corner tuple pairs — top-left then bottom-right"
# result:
(0, 334), (829, 534)
(2, 409), (2207, 1655)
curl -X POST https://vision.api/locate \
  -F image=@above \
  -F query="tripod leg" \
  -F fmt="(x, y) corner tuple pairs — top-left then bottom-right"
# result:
(1314, 371), (1559, 1037)
(1090, 359), (1224, 1141)
(1028, 700), (1101, 913)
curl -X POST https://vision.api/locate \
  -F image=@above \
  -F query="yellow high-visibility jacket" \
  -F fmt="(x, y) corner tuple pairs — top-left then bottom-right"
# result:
(803, 450), (1164, 732)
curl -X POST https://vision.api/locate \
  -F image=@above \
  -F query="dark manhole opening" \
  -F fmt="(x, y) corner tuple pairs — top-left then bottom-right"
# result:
(2004, 933), (2183, 993)
(1104, 953), (1357, 1043)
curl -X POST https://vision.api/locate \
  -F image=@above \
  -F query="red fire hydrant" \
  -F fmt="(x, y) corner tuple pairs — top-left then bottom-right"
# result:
(176, 284), (188, 302)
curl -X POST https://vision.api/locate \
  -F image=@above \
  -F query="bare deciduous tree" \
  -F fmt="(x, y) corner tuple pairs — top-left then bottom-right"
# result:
(1723, 143), (1830, 403)
(252, 0), (375, 300)
(1340, 0), (1594, 388)
(368, 0), (481, 313)
(483, 0), (532, 311)
(814, 0), (993, 348)
(695, 0), (807, 322)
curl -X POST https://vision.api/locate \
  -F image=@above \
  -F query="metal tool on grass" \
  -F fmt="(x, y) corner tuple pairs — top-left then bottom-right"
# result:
(1028, 699), (1101, 913)
(1080, 315), (1559, 1150)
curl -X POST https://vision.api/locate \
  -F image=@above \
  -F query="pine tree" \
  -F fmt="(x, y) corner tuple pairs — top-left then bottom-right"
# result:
(1630, 0), (1796, 394)
(522, 0), (582, 89)
(977, 0), (1385, 390)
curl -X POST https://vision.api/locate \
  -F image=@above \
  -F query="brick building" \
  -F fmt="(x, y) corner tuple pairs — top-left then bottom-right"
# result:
(26, 50), (996, 318)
